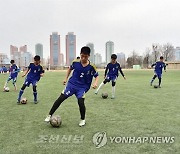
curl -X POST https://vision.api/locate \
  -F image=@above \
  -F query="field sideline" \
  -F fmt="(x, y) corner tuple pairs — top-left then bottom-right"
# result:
(0, 70), (180, 154)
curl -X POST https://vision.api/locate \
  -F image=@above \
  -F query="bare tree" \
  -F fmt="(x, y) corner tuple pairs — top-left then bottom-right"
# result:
(152, 43), (160, 62)
(126, 51), (142, 68)
(143, 48), (151, 68)
(161, 43), (174, 61)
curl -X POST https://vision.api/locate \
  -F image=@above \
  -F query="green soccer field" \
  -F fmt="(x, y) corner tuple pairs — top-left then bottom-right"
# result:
(0, 70), (180, 154)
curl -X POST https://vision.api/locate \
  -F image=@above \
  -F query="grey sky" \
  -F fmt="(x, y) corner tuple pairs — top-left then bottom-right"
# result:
(0, 0), (180, 61)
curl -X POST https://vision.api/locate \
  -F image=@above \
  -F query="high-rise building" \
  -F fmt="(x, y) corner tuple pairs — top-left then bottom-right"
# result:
(10, 45), (20, 66)
(60, 53), (64, 66)
(86, 43), (95, 63)
(175, 47), (180, 61)
(94, 53), (102, 66)
(117, 52), (126, 68)
(35, 43), (43, 59)
(106, 41), (114, 64)
(10, 45), (32, 68)
(19, 45), (27, 53)
(66, 32), (76, 66)
(21, 52), (32, 67)
(50, 32), (61, 66)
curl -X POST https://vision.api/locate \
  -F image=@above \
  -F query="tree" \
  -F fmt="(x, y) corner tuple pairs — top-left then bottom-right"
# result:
(143, 48), (151, 68)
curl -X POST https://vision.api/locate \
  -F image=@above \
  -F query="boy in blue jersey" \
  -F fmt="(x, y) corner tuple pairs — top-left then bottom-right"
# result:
(150, 56), (166, 88)
(17, 55), (44, 104)
(44, 46), (99, 127)
(4, 60), (20, 91)
(95, 54), (126, 99)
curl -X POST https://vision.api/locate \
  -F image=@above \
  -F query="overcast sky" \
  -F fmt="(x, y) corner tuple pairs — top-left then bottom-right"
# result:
(0, 0), (180, 60)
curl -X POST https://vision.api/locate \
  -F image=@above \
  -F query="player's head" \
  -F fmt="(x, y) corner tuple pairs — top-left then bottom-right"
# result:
(10, 60), (15, 64)
(80, 46), (90, 63)
(76, 56), (80, 59)
(111, 54), (117, 63)
(34, 55), (41, 65)
(160, 56), (164, 62)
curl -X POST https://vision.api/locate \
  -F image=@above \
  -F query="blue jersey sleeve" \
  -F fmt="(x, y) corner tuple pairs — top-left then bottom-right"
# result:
(91, 64), (99, 78)
(28, 63), (33, 69)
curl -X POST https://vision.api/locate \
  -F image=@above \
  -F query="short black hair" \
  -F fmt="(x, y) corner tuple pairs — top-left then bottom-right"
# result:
(111, 54), (117, 59)
(160, 56), (164, 60)
(76, 56), (80, 59)
(80, 46), (90, 55)
(34, 55), (40, 61)
(10, 60), (15, 64)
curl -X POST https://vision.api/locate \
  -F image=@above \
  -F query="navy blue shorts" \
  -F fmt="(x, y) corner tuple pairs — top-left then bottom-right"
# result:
(24, 78), (38, 87)
(62, 82), (88, 99)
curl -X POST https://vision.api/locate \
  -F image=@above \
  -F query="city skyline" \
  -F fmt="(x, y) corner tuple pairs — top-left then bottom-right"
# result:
(1, 0), (180, 61)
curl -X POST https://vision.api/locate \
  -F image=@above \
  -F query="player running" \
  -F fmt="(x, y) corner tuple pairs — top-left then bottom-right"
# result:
(44, 46), (99, 127)
(95, 54), (126, 99)
(150, 56), (166, 88)
(4, 60), (20, 91)
(17, 55), (44, 104)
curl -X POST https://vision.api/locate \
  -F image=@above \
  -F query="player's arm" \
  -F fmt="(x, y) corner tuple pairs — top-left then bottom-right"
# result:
(22, 68), (30, 77)
(40, 69), (45, 77)
(104, 64), (109, 79)
(92, 75), (99, 89)
(151, 63), (156, 68)
(119, 67), (126, 80)
(63, 67), (72, 85)
(164, 63), (167, 72)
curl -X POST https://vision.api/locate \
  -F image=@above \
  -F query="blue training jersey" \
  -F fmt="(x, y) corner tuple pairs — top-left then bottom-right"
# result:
(105, 62), (124, 77)
(68, 59), (99, 90)
(26, 63), (44, 81)
(9, 64), (19, 77)
(152, 61), (166, 74)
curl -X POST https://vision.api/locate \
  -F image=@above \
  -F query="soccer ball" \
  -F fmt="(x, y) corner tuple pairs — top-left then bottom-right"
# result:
(21, 98), (27, 104)
(154, 85), (159, 89)
(102, 93), (108, 99)
(4, 87), (10, 92)
(50, 115), (62, 127)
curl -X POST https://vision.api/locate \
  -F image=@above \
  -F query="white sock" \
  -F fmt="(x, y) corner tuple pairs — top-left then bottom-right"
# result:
(96, 82), (105, 93)
(4, 82), (8, 88)
(112, 86), (115, 96)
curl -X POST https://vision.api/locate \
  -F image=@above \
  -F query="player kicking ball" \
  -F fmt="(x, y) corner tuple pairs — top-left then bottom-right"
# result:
(150, 56), (166, 88)
(17, 55), (44, 104)
(44, 46), (99, 127)
(95, 54), (126, 99)
(4, 60), (20, 91)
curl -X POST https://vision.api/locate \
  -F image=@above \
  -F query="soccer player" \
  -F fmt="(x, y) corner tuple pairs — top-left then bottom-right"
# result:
(150, 56), (166, 88)
(4, 60), (20, 91)
(44, 46), (99, 127)
(95, 54), (126, 99)
(17, 55), (44, 104)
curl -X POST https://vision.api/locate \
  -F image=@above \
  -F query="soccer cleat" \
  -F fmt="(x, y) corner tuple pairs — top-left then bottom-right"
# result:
(17, 100), (21, 105)
(111, 95), (115, 99)
(34, 100), (38, 104)
(79, 120), (86, 127)
(44, 115), (51, 122)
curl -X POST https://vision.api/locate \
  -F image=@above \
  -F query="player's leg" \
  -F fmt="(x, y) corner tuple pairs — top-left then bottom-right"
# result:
(33, 85), (38, 103)
(78, 98), (86, 126)
(95, 78), (110, 94)
(75, 89), (86, 126)
(157, 74), (162, 88)
(4, 76), (11, 90)
(150, 74), (157, 86)
(12, 77), (17, 91)
(45, 85), (73, 122)
(111, 81), (116, 99)
(17, 84), (27, 103)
